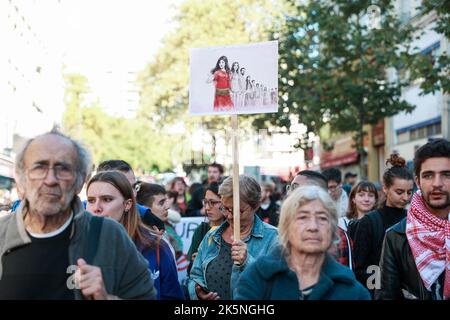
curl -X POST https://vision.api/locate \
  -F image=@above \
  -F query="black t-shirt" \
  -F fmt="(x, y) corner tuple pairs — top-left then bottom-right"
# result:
(0, 219), (74, 300)
(255, 199), (280, 227)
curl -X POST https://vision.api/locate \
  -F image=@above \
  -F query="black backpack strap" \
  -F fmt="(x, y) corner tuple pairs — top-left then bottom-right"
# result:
(367, 210), (384, 255)
(84, 216), (104, 265)
(156, 235), (161, 270)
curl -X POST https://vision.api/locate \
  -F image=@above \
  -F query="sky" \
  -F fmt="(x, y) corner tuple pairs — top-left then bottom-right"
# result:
(59, 0), (179, 73)
(21, 0), (180, 116)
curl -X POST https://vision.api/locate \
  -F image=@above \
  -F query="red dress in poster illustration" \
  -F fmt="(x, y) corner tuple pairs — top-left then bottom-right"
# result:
(213, 70), (234, 111)
(207, 55), (234, 112)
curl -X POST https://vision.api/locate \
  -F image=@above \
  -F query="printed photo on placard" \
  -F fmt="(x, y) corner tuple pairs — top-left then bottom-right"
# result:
(189, 41), (278, 116)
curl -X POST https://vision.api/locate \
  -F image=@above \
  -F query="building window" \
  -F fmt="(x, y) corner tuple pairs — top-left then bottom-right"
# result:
(397, 131), (409, 143)
(397, 120), (441, 143)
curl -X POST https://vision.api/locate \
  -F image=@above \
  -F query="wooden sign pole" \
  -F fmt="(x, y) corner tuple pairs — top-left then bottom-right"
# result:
(231, 114), (240, 248)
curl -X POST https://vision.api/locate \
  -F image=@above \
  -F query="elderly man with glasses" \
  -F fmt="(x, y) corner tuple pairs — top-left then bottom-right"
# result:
(0, 130), (156, 300)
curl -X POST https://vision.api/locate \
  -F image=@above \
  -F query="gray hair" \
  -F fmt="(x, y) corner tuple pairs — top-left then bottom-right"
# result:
(15, 128), (92, 191)
(278, 185), (339, 255)
(218, 175), (261, 209)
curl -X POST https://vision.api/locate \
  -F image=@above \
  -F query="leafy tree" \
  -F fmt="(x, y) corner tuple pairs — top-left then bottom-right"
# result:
(410, 0), (449, 95)
(62, 73), (180, 172)
(62, 73), (90, 140)
(254, 0), (422, 177)
(137, 0), (290, 163)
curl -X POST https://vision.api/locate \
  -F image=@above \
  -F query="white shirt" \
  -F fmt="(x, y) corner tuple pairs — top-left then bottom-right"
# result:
(334, 190), (349, 219)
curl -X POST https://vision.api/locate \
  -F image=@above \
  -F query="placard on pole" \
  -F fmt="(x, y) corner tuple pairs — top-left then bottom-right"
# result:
(189, 40), (279, 252)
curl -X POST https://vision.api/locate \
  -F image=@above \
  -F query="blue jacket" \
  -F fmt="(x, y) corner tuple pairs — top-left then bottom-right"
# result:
(187, 215), (278, 300)
(138, 232), (185, 300)
(234, 245), (371, 300)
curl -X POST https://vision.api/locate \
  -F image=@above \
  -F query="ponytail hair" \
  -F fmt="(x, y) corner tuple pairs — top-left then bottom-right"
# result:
(383, 153), (413, 188)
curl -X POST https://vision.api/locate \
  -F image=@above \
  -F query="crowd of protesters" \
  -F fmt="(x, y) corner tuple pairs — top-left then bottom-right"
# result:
(0, 129), (448, 300)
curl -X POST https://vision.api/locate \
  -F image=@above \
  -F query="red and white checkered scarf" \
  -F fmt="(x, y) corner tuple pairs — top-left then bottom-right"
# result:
(406, 191), (450, 299)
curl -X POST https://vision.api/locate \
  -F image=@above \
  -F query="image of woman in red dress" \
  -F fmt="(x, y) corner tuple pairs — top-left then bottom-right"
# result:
(207, 55), (234, 111)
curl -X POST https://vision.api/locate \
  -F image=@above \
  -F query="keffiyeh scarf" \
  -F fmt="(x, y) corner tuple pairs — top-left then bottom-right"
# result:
(406, 191), (450, 299)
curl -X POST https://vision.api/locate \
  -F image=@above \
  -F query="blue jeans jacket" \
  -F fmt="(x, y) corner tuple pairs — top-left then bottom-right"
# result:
(187, 214), (278, 300)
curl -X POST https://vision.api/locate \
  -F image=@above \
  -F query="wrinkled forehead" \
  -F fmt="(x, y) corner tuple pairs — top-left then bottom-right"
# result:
(25, 134), (77, 166)
(297, 199), (329, 215)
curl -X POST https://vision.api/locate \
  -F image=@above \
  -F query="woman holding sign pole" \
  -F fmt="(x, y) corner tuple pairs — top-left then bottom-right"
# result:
(187, 175), (278, 300)
(206, 56), (234, 111)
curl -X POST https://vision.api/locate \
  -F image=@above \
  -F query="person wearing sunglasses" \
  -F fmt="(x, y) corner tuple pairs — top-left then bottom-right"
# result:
(187, 175), (278, 300)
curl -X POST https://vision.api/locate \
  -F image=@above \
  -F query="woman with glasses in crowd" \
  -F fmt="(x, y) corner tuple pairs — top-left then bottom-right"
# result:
(186, 182), (225, 275)
(234, 186), (370, 300)
(187, 175), (278, 300)
(86, 171), (184, 300)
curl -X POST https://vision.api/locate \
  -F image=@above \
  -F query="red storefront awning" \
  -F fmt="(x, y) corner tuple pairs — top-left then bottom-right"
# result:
(320, 151), (359, 169)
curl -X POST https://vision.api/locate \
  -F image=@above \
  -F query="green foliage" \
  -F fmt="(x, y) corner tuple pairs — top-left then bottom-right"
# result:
(62, 73), (89, 140)
(137, 0), (289, 162)
(254, 0), (421, 169)
(410, 0), (449, 95)
(62, 73), (179, 172)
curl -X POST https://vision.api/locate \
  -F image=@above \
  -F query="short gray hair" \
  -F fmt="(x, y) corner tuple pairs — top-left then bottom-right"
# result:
(218, 175), (261, 209)
(15, 128), (92, 191)
(278, 185), (339, 255)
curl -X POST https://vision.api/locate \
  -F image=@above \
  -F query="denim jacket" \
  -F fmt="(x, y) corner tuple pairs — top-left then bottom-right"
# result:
(187, 214), (278, 300)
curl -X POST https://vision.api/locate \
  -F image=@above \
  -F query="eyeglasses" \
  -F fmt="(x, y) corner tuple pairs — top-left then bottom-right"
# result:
(202, 199), (222, 208)
(220, 204), (252, 215)
(286, 183), (300, 193)
(328, 185), (340, 192)
(27, 163), (74, 180)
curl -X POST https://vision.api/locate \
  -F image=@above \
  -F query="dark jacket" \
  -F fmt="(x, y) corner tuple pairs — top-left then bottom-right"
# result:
(234, 245), (371, 300)
(186, 186), (204, 217)
(187, 222), (211, 263)
(255, 199), (280, 227)
(375, 218), (432, 300)
(352, 206), (406, 291)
